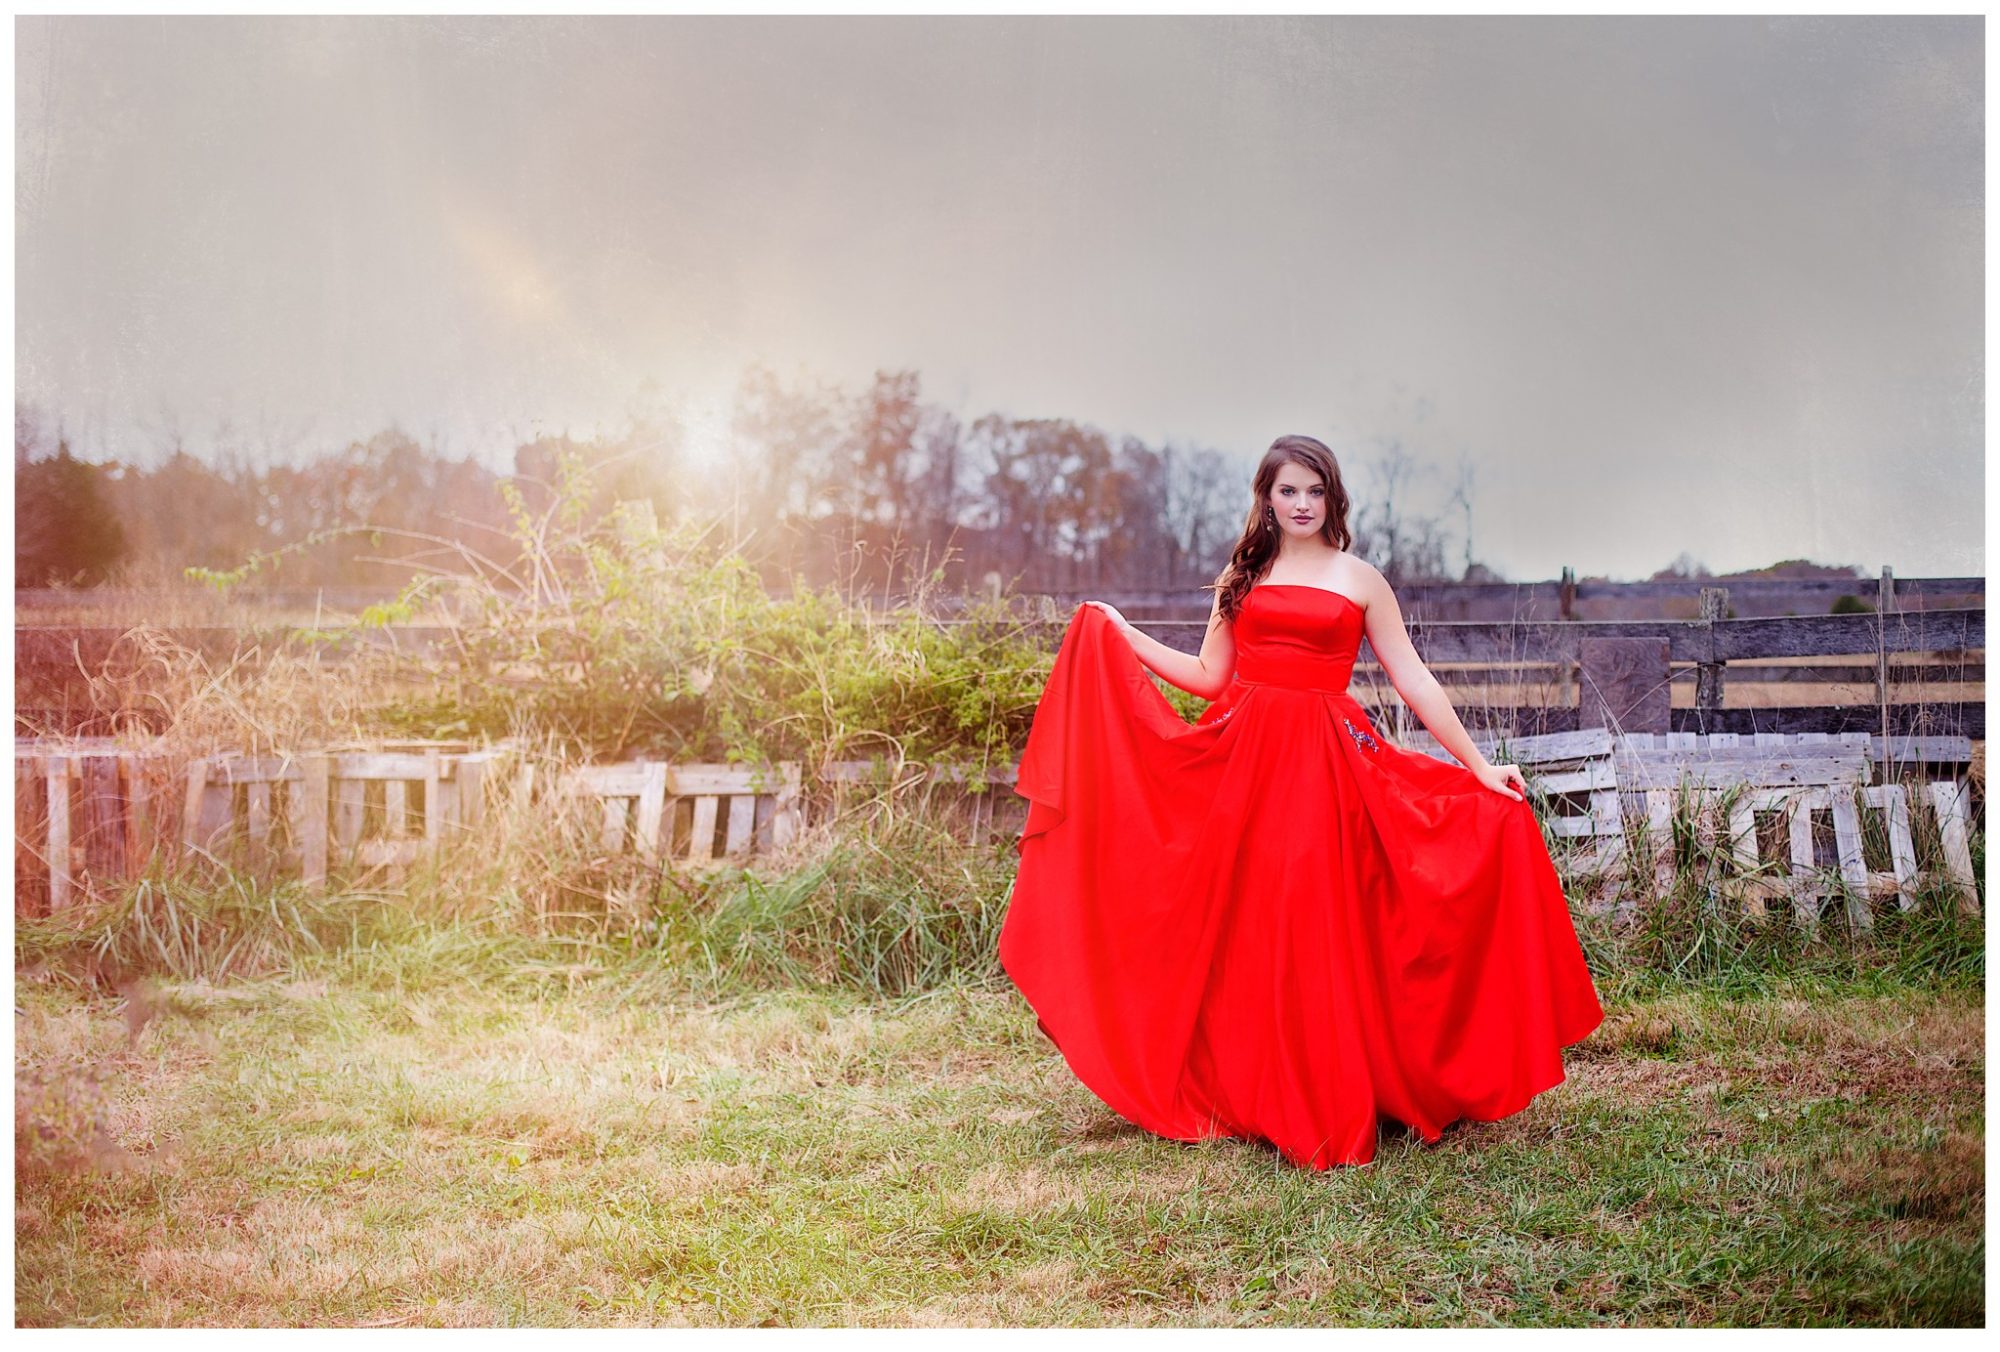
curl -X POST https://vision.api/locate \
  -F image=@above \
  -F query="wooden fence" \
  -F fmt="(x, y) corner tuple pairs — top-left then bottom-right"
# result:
(15, 729), (1979, 935)
(17, 579), (1983, 743)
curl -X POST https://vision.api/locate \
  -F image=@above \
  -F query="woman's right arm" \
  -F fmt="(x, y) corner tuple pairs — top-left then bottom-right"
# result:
(1096, 590), (1236, 701)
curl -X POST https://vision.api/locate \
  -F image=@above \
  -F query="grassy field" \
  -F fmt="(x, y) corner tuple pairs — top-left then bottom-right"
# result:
(14, 904), (1984, 1328)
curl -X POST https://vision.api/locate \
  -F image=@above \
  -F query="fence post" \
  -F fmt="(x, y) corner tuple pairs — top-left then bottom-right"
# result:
(1876, 566), (1895, 785)
(1694, 586), (1728, 732)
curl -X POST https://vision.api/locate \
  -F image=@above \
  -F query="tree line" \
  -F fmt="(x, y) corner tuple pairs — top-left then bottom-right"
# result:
(16, 369), (1557, 597)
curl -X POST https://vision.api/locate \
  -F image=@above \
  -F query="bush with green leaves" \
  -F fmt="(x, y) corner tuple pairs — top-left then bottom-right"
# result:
(187, 447), (1063, 775)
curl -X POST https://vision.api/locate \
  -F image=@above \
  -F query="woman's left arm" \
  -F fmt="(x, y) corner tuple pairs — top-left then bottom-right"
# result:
(1358, 568), (1526, 802)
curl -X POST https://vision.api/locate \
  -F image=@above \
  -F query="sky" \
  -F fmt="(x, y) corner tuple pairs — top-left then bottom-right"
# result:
(13, 12), (1986, 582)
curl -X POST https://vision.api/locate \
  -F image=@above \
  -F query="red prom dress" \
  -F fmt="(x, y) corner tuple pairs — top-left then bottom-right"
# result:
(998, 585), (1605, 1170)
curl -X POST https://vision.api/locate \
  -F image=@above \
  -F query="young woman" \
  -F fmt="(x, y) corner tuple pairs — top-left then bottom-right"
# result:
(998, 433), (1604, 1170)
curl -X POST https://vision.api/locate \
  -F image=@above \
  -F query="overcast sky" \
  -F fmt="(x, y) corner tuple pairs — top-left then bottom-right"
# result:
(14, 13), (1984, 581)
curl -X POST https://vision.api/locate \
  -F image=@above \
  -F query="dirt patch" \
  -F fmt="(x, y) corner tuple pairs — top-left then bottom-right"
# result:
(1822, 1129), (1984, 1225)
(1576, 1009), (1692, 1058)
(1739, 1040), (1979, 1108)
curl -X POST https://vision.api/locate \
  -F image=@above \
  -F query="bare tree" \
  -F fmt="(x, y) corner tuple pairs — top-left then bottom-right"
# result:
(1349, 439), (1454, 584)
(1162, 439), (1244, 587)
(728, 362), (854, 525)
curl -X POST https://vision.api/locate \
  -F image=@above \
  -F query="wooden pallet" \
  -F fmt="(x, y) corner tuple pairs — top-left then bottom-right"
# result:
(560, 761), (803, 866)
(15, 744), (186, 913)
(1614, 732), (1978, 926)
(1404, 729), (1980, 924)
(184, 741), (520, 880)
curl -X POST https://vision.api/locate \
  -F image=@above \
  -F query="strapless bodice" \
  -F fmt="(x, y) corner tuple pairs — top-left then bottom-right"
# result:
(1229, 584), (1366, 694)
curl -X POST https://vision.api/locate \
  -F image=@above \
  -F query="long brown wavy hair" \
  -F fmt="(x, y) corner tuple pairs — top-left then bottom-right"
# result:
(1208, 435), (1353, 624)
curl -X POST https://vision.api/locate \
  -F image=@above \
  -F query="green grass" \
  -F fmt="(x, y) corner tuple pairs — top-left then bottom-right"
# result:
(15, 908), (1984, 1327)
(16, 805), (1985, 1326)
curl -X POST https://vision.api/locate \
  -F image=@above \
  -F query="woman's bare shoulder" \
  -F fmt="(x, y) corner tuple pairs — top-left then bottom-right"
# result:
(1337, 553), (1386, 596)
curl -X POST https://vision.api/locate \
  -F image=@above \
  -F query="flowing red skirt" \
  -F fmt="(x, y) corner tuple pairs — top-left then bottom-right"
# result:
(998, 604), (1605, 1169)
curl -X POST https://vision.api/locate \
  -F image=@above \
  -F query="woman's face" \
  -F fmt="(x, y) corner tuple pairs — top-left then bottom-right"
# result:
(1267, 463), (1328, 539)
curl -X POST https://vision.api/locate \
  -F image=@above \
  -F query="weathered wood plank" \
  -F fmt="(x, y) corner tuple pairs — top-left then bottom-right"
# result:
(16, 757), (48, 916)
(423, 749), (442, 847)
(45, 755), (72, 910)
(1866, 735), (1975, 765)
(208, 755), (306, 784)
(599, 795), (626, 853)
(688, 795), (719, 864)
(1787, 790), (1824, 931)
(1545, 815), (1606, 839)
(725, 794), (755, 856)
(456, 757), (488, 832)
(333, 775), (367, 863)
(80, 755), (127, 884)
(1612, 749), (1870, 791)
(126, 756), (157, 875)
(576, 767), (652, 797)
(1061, 575), (1986, 611)
(1711, 609), (1983, 661)
(1532, 762), (1621, 795)
(328, 752), (459, 781)
(670, 764), (802, 795)
(1725, 796), (1768, 920)
(1687, 659), (1984, 684)
(1580, 637), (1672, 735)
(1865, 783), (1919, 913)
(1828, 790), (1873, 931)
(633, 762), (669, 863)
(180, 757), (206, 856)
(298, 754), (330, 886)
(1645, 789), (1678, 901)
(1694, 588), (1728, 727)
(384, 779), (408, 840)
(1675, 705), (1985, 738)
(771, 765), (802, 849)
(1406, 727), (1615, 765)
(1927, 779), (1979, 914)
